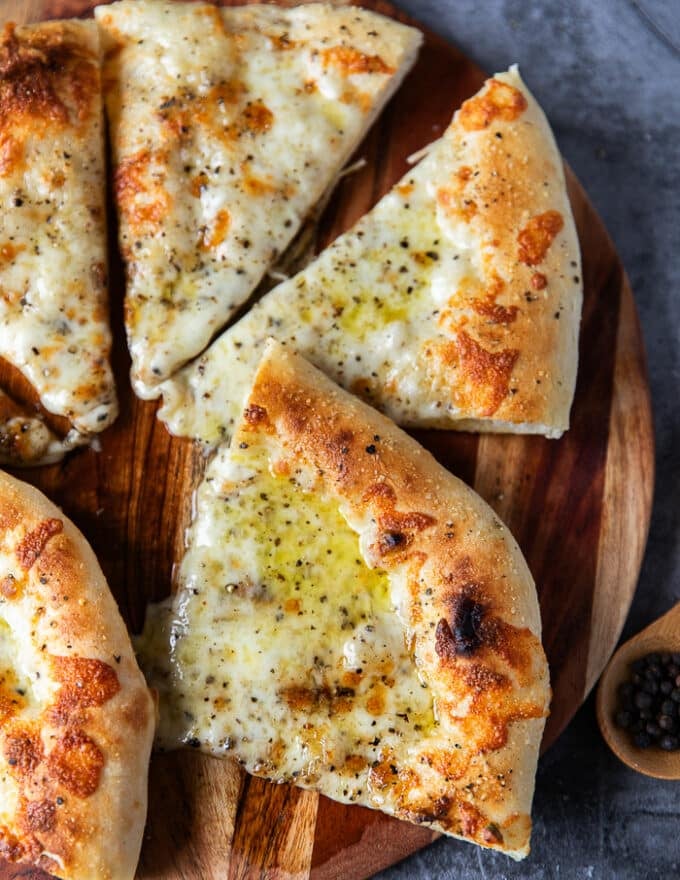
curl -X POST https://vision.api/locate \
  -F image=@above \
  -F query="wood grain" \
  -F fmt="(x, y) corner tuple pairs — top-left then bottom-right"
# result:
(0, 2), (654, 880)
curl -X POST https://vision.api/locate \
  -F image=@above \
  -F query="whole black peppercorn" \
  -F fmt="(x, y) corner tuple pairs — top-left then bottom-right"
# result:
(661, 699), (676, 716)
(642, 679), (659, 696)
(612, 651), (680, 752)
(634, 691), (653, 711)
(658, 715), (676, 732)
(645, 721), (661, 738)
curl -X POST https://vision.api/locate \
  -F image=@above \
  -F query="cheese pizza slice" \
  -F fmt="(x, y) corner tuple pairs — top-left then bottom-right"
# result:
(140, 340), (550, 859)
(95, 0), (422, 399)
(160, 66), (582, 443)
(0, 20), (117, 465)
(0, 471), (155, 880)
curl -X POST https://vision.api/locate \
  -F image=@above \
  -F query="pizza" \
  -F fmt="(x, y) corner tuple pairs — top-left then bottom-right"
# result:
(139, 339), (550, 859)
(0, 471), (155, 880)
(95, 0), (422, 399)
(0, 19), (118, 465)
(159, 66), (582, 444)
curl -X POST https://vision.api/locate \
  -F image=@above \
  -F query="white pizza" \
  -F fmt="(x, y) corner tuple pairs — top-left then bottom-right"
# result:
(139, 340), (550, 860)
(95, 0), (422, 398)
(0, 19), (117, 464)
(159, 66), (582, 443)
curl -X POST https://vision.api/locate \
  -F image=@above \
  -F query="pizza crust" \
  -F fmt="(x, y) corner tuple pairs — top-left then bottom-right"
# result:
(0, 472), (155, 880)
(142, 339), (550, 859)
(158, 66), (581, 442)
(240, 340), (550, 857)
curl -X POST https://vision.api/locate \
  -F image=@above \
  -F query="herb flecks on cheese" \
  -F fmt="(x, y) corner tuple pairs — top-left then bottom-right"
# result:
(142, 341), (551, 857)
(96, 0), (422, 398)
(0, 21), (117, 462)
(159, 66), (581, 441)
(139, 443), (436, 797)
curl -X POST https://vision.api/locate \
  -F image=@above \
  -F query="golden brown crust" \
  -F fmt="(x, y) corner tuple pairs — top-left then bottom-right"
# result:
(0, 471), (155, 880)
(0, 21), (99, 162)
(429, 67), (582, 433)
(232, 340), (550, 858)
(156, 67), (580, 445)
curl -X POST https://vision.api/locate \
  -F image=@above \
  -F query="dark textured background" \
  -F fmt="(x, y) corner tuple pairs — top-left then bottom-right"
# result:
(375, 1), (680, 878)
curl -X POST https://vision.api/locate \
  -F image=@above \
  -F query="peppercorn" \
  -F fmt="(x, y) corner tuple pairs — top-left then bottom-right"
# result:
(634, 691), (653, 710)
(613, 651), (680, 751)
(659, 715), (676, 732)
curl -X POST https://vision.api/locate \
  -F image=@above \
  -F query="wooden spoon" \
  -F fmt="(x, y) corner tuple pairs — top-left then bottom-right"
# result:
(596, 602), (680, 780)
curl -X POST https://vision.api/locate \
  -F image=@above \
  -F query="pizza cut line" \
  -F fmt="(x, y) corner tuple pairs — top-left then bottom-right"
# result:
(95, 0), (423, 398)
(158, 65), (582, 444)
(139, 339), (551, 860)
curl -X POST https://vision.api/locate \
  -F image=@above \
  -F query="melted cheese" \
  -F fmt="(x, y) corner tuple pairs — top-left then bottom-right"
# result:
(138, 443), (441, 805)
(159, 155), (473, 439)
(0, 22), (117, 451)
(95, 1), (421, 397)
(158, 66), (581, 442)
(0, 393), (67, 466)
(0, 574), (60, 837)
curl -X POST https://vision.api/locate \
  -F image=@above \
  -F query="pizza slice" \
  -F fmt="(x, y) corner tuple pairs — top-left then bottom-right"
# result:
(159, 66), (582, 443)
(0, 471), (155, 880)
(95, 0), (422, 399)
(0, 20), (118, 465)
(139, 339), (550, 859)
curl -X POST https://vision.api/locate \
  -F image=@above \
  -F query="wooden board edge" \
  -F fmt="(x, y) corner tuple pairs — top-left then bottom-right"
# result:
(585, 272), (655, 695)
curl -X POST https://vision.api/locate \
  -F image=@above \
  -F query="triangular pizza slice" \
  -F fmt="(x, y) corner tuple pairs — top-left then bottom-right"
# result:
(0, 471), (155, 880)
(159, 66), (581, 443)
(140, 339), (550, 859)
(95, 0), (422, 398)
(0, 20), (117, 464)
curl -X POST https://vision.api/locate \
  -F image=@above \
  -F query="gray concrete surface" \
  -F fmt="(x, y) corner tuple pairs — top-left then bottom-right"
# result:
(375, 1), (680, 878)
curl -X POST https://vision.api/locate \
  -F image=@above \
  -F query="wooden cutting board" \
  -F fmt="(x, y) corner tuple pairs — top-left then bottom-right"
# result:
(1, 1), (655, 879)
